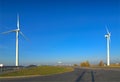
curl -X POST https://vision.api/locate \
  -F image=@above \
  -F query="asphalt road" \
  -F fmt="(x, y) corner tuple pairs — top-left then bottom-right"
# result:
(0, 68), (120, 82)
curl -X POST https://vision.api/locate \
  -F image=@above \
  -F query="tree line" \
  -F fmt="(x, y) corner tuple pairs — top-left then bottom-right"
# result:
(74, 60), (120, 67)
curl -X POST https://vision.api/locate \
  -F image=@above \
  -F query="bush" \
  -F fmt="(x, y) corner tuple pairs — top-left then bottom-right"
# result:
(80, 61), (90, 67)
(74, 64), (78, 67)
(98, 61), (104, 66)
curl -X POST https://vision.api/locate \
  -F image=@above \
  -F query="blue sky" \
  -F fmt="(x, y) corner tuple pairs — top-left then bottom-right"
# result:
(0, 0), (120, 66)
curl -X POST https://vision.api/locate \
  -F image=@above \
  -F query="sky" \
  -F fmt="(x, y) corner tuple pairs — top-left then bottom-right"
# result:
(0, 0), (120, 66)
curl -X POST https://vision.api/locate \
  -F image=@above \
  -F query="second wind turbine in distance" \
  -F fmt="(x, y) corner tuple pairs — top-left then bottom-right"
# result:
(1, 14), (27, 66)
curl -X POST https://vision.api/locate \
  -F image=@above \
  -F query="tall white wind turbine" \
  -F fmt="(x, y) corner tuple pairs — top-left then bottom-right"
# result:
(2, 14), (27, 66)
(105, 27), (111, 66)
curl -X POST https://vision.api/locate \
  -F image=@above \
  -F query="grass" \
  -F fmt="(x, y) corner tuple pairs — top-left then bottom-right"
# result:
(0, 66), (74, 77)
(90, 65), (120, 69)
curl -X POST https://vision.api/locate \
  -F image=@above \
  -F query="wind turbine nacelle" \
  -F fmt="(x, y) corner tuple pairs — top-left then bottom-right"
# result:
(108, 33), (111, 36)
(105, 35), (108, 38)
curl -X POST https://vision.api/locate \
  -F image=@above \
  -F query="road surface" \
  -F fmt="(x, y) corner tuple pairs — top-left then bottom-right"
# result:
(0, 68), (120, 82)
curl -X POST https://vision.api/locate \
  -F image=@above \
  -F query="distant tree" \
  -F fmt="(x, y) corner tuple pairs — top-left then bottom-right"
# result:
(74, 64), (78, 67)
(86, 61), (90, 67)
(27, 65), (37, 68)
(98, 61), (104, 66)
(80, 61), (90, 67)
(80, 62), (86, 67)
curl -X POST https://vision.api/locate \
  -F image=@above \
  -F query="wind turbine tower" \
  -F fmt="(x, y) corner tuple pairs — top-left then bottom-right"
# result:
(105, 27), (111, 66)
(2, 14), (27, 66)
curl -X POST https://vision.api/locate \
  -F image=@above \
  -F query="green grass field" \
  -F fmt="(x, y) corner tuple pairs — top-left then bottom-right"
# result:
(0, 66), (74, 77)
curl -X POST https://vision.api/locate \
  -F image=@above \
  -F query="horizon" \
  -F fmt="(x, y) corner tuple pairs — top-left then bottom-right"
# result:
(0, 0), (120, 66)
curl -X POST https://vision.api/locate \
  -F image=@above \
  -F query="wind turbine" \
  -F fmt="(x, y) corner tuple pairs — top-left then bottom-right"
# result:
(2, 14), (27, 66)
(105, 27), (111, 66)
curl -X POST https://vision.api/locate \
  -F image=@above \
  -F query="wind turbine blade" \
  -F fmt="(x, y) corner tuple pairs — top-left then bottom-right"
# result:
(109, 32), (111, 36)
(109, 37), (111, 43)
(109, 33), (111, 43)
(1, 29), (16, 34)
(105, 26), (110, 34)
(19, 31), (28, 41)
(17, 14), (20, 30)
